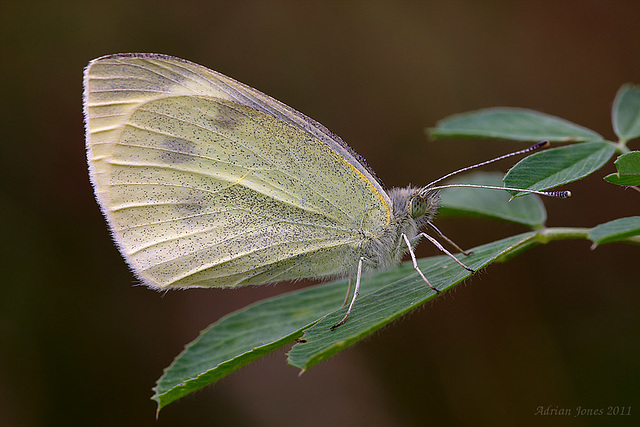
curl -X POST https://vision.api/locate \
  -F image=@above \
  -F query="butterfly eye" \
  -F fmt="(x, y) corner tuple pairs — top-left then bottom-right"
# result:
(409, 196), (428, 218)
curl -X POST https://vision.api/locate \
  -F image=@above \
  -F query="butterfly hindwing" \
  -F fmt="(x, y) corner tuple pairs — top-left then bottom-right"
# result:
(84, 54), (391, 289)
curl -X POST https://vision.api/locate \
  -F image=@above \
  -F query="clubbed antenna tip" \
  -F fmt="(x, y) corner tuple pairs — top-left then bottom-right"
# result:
(509, 189), (572, 199)
(548, 190), (571, 198)
(530, 140), (550, 150)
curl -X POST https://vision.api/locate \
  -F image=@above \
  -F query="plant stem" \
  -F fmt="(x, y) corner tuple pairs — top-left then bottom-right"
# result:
(535, 227), (591, 243)
(614, 139), (631, 154)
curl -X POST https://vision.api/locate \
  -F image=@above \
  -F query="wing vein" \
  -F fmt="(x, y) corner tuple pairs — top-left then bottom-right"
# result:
(131, 99), (356, 221)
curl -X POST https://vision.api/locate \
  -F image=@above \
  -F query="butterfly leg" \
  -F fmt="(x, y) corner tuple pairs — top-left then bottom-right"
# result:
(340, 276), (354, 307)
(331, 257), (364, 330)
(414, 232), (475, 273)
(402, 234), (440, 293)
(426, 222), (473, 256)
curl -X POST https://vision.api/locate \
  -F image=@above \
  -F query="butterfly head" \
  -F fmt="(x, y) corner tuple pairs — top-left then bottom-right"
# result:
(412, 186), (441, 219)
(389, 186), (440, 225)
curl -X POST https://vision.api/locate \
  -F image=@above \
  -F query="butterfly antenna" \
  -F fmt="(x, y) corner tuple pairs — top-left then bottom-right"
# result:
(426, 140), (550, 188)
(429, 183), (571, 199)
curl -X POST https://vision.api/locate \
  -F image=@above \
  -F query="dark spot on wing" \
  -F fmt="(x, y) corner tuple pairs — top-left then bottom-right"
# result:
(175, 192), (205, 218)
(176, 202), (203, 215)
(161, 137), (197, 164)
(206, 100), (248, 131)
(210, 113), (241, 131)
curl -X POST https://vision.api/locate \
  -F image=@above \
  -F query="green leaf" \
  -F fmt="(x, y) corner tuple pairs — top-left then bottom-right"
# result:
(428, 107), (603, 142)
(588, 216), (640, 246)
(154, 232), (540, 410)
(603, 151), (640, 186)
(287, 232), (537, 370)
(612, 84), (640, 142)
(438, 171), (547, 227)
(153, 278), (353, 411)
(504, 141), (616, 197)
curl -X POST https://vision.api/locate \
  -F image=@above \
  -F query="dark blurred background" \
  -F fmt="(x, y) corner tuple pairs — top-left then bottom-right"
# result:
(1, 1), (638, 426)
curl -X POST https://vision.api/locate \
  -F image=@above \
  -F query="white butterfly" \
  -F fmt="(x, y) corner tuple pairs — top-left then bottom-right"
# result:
(84, 53), (564, 328)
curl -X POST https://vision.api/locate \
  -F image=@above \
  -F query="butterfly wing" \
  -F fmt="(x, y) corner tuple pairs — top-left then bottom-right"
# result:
(84, 54), (391, 289)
